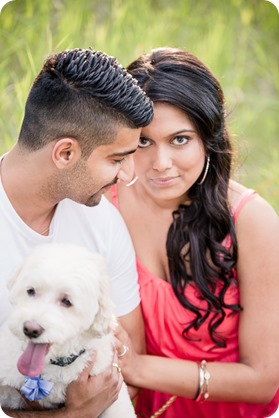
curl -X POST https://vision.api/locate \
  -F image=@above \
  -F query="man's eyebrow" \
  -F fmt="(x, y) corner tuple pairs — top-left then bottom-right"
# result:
(108, 148), (137, 157)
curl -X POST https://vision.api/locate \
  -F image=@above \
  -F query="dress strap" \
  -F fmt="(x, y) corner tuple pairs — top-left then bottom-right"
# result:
(232, 189), (257, 222)
(110, 185), (119, 208)
(223, 189), (257, 250)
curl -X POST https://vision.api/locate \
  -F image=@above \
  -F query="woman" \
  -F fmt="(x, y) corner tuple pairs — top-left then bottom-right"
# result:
(108, 48), (279, 417)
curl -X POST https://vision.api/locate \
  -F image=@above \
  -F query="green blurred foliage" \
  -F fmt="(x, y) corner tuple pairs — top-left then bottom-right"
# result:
(0, 0), (278, 211)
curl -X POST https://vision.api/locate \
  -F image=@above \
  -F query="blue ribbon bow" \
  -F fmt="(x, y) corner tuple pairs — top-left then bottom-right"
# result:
(20, 376), (54, 401)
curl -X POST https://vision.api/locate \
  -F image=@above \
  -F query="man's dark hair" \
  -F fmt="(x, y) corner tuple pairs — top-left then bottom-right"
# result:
(18, 48), (153, 155)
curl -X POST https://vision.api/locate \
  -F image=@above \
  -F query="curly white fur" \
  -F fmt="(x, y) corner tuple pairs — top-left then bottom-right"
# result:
(0, 243), (136, 417)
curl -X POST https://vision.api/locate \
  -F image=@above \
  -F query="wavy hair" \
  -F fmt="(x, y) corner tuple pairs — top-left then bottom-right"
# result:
(127, 47), (241, 348)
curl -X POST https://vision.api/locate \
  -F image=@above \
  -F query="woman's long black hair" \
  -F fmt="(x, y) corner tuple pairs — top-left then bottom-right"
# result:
(127, 47), (242, 348)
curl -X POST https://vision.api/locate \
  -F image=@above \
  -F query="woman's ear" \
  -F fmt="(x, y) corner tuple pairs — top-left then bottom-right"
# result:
(52, 137), (82, 169)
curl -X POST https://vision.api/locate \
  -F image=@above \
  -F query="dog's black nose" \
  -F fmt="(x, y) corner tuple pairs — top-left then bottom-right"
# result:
(23, 321), (45, 338)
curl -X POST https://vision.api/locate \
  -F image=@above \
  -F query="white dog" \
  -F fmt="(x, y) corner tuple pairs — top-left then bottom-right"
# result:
(0, 243), (136, 417)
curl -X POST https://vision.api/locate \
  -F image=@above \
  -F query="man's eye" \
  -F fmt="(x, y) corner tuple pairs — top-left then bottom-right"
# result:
(26, 288), (35, 296)
(114, 158), (125, 164)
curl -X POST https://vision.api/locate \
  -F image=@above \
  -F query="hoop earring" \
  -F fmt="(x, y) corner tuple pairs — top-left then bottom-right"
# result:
(126, 176), (138, 187)
(198, 156), (210, 185)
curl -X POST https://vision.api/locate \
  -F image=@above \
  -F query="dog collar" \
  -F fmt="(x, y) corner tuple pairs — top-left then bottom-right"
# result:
(50, 348), (86, 367)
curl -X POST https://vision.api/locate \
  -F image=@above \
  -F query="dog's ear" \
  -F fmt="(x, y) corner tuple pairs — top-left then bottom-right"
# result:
(89, 256), (117, 337)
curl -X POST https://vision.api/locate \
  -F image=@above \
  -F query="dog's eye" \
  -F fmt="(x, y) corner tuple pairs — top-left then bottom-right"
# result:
(26, 288), (35, 296)
(61, 297), (72, 308)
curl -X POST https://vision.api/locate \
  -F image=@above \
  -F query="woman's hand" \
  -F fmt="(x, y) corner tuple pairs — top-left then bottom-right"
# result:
(114, 324), (141, 391)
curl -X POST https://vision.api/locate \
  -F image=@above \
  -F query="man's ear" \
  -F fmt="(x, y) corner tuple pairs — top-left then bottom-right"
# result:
(52, 137), (82, 169)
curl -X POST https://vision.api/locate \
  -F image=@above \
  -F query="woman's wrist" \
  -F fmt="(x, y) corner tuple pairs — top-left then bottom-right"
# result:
(125, 353), (146, 388)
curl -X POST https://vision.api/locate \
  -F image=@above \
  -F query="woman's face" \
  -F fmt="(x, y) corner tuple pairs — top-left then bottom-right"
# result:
(134, 102), (205, 203)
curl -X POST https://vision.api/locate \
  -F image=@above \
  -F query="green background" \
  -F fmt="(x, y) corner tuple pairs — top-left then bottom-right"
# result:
(0, 0), (278, 212)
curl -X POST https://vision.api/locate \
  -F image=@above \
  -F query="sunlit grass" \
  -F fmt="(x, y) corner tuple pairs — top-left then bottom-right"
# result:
(0, 0), (278, 211)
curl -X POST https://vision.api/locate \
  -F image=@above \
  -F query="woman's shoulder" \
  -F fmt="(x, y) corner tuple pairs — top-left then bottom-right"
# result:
(228, 180), (254, 206)
(228, 180), (256, 219)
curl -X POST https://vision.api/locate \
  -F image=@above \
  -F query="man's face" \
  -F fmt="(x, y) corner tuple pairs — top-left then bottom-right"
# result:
(65, 126), (140, 207)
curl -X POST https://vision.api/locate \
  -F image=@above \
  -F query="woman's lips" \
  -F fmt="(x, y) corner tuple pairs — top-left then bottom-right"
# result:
(150, 177), (178, 186)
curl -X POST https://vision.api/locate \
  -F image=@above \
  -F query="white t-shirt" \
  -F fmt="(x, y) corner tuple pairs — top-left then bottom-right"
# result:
(0, 180), (140, 327)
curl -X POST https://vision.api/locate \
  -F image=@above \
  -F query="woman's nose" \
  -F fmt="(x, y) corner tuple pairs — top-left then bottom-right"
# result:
(152, 147), (172, 171)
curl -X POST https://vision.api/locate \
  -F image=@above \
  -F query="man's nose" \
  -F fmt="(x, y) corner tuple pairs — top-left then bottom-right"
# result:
(117, 154), (135, 184)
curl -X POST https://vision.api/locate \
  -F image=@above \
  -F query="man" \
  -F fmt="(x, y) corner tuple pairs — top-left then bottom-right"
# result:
(0, 48), (153, 417)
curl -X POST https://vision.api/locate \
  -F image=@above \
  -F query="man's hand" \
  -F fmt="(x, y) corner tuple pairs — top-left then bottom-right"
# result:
(2, 352), (123, 418)
(65, 351), (123, 418)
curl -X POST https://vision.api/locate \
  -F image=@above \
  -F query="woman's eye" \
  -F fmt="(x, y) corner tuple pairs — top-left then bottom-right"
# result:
(172, 136), (189, 146)
(27, 288), (35, 296)
(138, 137), (151, 148)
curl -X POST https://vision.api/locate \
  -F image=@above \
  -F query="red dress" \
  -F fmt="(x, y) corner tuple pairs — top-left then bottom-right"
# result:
(110, 187), (279, 418)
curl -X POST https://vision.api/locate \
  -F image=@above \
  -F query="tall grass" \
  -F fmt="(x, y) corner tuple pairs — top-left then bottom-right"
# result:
(0, 0), (278, 211)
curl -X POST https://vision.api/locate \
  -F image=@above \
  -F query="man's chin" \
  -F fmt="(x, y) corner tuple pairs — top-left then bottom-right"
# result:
(84, 182), (116, 207)
(84, 192), (102, 207)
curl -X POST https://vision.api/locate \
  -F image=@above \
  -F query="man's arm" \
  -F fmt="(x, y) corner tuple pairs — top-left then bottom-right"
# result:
(118, 305), (145, 355)
(3, 353), (123, 418)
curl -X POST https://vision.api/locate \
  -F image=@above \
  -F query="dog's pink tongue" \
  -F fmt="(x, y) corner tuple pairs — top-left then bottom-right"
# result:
(17, 341), (50, 378)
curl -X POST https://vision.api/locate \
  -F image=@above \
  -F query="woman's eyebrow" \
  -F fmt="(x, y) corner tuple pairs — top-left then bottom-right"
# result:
(140, 129), (195, 140)
(172, 129), (195, 134)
